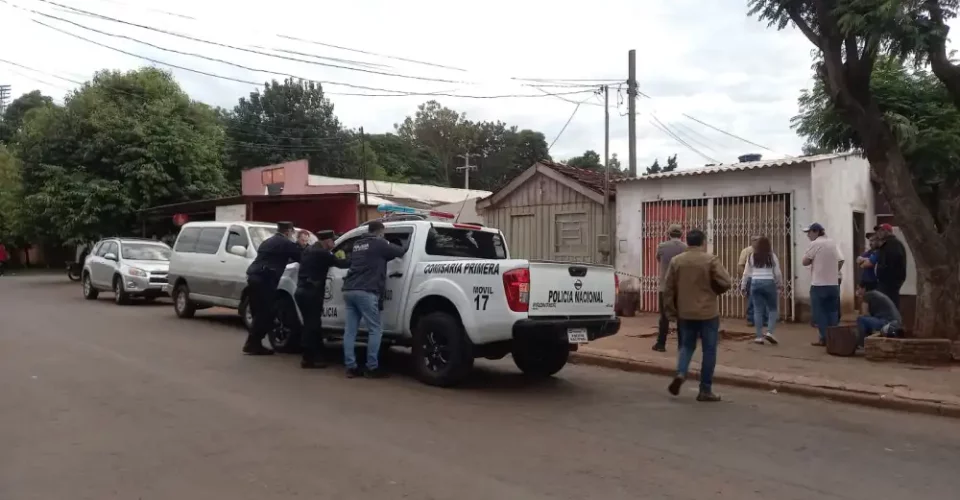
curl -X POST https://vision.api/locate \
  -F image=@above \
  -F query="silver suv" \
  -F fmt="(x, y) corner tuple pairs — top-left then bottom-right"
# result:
(82, 237), (172, 305)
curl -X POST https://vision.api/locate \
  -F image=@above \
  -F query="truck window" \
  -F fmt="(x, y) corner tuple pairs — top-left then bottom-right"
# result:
(426, 227), (506, 260)
(174, 228), (202, 253)
(195, 227), (227, 255)
(226, 226), (249, 250)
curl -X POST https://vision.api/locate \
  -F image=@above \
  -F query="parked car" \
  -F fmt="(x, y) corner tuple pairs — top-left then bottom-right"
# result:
(165, 221), (315, 331)
(274, 219), (621, 387)
(82, 238), (172, 305)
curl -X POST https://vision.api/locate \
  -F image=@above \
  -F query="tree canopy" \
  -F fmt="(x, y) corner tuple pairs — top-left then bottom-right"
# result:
(13, 68), (228, 243)
(0, 90), (54, 144)
(749, 0), (960, 338)
(644, 154), (678, 175)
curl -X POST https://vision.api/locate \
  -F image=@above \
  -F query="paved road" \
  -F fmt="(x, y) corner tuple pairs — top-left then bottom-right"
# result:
(2, 275), (958, 500)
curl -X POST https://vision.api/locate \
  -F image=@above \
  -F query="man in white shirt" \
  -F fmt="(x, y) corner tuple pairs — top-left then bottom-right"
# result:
(802, 222), (844, 346)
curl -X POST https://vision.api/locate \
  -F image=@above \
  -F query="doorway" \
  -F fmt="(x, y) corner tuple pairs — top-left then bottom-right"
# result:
(852, 211), (866, 310)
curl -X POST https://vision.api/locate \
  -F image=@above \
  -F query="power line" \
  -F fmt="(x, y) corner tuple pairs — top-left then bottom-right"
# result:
(548, 90), (599, 151)
(20, 18), (596, 100)
(635, 89), (790, 157)
(648, 114), (718, 163)
(28, 0), (468, 84)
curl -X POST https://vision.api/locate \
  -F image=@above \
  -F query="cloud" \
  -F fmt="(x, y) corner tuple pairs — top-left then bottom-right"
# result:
(2, 0), (958, 178)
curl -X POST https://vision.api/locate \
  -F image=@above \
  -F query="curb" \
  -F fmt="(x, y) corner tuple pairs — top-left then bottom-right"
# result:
(570, 351), (960, 419)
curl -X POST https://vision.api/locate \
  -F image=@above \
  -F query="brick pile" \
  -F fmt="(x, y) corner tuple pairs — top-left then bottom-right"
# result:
(865, 337), (954, 365)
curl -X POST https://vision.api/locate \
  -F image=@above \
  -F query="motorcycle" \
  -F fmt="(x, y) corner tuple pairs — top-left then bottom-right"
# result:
(66, 261), (82, 282)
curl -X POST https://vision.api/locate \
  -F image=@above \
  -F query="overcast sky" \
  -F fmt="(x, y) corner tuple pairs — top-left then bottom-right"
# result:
(2, 0), (958, 176)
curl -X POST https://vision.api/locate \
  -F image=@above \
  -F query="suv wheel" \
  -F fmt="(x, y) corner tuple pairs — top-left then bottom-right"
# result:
(239, 295), (254, 333)
(113, 276), (131, 305)
(412, 312), (474, 387)
(267, 295), (302, 354)
(512, 341), (569, 378)
(82, 273), (99, 300)
(173, 283), (196, 318)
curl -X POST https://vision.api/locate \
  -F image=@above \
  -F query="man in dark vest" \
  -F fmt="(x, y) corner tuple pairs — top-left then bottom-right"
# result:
(295, 230), (349, 369)
(244, 221), (302, 355)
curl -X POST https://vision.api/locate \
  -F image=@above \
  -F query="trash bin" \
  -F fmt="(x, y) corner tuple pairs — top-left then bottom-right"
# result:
(826, 325), (858, 356)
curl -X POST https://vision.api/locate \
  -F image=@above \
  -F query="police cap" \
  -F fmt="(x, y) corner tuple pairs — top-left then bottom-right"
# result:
(276, 221), (295, 233)
(316, 230), (335, 241)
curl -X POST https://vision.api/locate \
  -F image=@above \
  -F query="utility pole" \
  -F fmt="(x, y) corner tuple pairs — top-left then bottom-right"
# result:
(603, 85), (611, 264)
(627, 49), (637, 177)
(360, 127), (369, 221)
(456, 151), (477, 191)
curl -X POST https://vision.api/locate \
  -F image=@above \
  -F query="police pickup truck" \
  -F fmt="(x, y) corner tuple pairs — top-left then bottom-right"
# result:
(274, 215), (620, 387)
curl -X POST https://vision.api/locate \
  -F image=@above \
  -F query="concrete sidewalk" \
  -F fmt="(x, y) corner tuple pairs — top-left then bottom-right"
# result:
(573, 315), (960, 418)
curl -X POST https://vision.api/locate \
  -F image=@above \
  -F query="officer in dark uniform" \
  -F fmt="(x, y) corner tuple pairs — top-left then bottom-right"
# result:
(295, 230), (350, 369)
(244, 221), (302, 355)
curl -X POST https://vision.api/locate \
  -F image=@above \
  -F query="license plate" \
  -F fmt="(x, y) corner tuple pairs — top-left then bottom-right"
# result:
(567, 328), (589, 344)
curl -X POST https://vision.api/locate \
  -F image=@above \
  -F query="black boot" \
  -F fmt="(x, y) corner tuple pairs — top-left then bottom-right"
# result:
(243, 338), (274, 356)
(300, 353), (327, 369)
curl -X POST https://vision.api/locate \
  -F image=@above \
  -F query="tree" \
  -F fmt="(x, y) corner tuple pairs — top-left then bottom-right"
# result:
(566, 150), (603, 170)
(466, 123), (550, 190)
(748, 0), (960, 339)
(0, 145), (23, 243)
(222, 78), (350, 183)
(396, 101), (472, 187)
(645, 159), (661, 175)
(0, 90), (54, 144)
(608, 153), (623, 172)
(14, 68), (228, 243)
(664, 154), (678, 172)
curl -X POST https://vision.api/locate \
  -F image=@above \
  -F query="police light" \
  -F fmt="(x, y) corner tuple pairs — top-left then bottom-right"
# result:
(377, 203), (456, 221)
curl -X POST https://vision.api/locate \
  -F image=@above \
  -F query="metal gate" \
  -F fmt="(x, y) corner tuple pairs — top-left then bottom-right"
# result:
(638, 193), (795, 320)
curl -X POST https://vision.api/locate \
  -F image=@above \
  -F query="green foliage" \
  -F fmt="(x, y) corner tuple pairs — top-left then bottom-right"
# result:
(395, 101), (472, 186)
(567, 150), (602, 170)
(222, 78), (350, 182)
(0, 90), (55, 144)
(0, 145), (24, 243)
(794, 58), (960, 185)
(644, 154), (677, 175)
(14, 67), (228, 243)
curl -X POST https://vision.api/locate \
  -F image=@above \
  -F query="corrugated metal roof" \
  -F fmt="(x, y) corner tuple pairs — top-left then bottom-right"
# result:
(308, 175), (491, 207)
(614, 152), (858, 183)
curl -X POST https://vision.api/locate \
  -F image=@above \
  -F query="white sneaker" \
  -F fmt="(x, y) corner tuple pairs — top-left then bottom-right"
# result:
(753, 338), (764, 345)
(764, 332), (779, 345)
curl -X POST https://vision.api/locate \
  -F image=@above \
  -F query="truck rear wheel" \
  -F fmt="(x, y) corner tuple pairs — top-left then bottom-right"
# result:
(412, 312), (473, 387)
(512, 341), (569, 378)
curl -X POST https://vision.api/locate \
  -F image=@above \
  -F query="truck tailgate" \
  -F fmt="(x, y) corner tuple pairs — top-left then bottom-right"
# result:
(528, 261), (616, 317)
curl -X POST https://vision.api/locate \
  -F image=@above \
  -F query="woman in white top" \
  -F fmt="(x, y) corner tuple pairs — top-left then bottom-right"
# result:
(741, 236), (783, 345)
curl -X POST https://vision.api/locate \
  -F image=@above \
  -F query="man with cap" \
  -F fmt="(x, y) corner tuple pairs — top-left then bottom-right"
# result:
(341, 220), (408, 378)
(295, 230), (350, 369)
(872, 223), (906, 310)
(802, 222), (844, 346)
(244, 221), (303, 355)
(653, 224), (686, 352)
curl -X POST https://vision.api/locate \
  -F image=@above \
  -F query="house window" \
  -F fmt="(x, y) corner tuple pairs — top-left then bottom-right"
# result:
(261, 167), (285, 185)
(555, 212), (587, 255)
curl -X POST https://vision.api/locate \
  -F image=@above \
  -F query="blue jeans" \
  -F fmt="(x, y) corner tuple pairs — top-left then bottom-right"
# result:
(810, 285), (840, 342)
(676, 317), (720, 394)
(750, 280), (779, 339)
(857, 316), (889, 346)
(745, 284), (767, 327)
(343, 290), (383, 370)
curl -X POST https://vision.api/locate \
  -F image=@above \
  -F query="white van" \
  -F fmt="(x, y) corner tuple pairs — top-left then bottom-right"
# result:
(166, 221), (315, 330)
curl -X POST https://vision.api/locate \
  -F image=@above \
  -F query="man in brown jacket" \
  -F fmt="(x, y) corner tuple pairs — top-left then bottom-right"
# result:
(662, 228), (732, 402)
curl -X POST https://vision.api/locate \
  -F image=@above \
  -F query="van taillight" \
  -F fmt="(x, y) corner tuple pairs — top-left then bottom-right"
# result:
(502, 268), (530, 312)
(614, 273), (620, 295)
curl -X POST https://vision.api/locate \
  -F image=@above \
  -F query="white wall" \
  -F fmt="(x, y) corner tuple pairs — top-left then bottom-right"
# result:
(433, 197), (484, 225)
(615, 165), (813, 293)
(215, 204), (247, 222)
(808, 154), (874, 309)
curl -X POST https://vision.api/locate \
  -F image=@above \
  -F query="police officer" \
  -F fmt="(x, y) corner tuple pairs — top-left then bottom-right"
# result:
(244, 221), (302, 355)
(296, 230), (349, 369)
(342, 221), (408, 378)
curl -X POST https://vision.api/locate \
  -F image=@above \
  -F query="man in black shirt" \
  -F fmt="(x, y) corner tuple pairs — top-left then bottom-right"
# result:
(296, 230), (349, 369)
(244, 222), (302, 355)
(873, 223), (907, 309)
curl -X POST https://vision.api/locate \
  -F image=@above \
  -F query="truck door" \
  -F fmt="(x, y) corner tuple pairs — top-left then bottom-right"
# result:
(380, 227), (415, 334)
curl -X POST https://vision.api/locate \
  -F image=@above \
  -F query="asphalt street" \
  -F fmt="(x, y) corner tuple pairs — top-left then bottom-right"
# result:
(1, 274), (958, 500)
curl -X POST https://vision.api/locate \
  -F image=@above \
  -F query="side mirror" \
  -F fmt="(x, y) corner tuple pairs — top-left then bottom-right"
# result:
(104, 253), (118, 261)
(228, 245), (247, 257)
